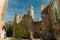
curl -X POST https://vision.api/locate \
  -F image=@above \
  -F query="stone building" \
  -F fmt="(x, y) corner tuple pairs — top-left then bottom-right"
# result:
(14, 5), (42, 39)
(14, 0), (60, 40)
(14, 14), (24, 26)
(33, 21), (42, 38)
(41, 0), (60, 40)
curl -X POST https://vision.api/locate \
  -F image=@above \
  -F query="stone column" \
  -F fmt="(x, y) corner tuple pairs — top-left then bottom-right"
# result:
(0, 0), (8, 38)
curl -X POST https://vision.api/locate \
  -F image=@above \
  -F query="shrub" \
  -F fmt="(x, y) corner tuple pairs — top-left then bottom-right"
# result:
(14, 25), (27, 39)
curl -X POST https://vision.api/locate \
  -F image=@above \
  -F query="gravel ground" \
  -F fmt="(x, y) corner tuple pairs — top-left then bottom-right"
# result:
(0, 37), (42, 40)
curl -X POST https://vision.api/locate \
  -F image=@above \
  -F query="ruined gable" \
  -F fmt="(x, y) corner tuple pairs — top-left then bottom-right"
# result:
(41, 4), (47, 11)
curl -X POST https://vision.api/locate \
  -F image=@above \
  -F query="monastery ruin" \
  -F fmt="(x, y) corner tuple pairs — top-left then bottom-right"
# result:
(14, 0), (60, 40)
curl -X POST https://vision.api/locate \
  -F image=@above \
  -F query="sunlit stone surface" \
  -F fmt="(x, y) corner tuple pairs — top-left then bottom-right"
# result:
(0, 0), (8, 39)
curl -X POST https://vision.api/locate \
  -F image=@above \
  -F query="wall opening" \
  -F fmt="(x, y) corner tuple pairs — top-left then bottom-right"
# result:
(54, 2), (60, 23)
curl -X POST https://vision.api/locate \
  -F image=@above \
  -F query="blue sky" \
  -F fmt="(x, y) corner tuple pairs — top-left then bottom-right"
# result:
(5, 0), (51, 22)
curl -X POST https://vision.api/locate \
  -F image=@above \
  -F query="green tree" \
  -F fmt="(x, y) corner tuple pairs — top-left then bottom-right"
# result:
(56, 14), (60, 22)
(14, 25), (27, 39)
(5, 21), (13, 37)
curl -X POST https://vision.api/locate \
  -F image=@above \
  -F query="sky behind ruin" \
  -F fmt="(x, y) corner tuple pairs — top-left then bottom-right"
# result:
(5, 0), (51, 22)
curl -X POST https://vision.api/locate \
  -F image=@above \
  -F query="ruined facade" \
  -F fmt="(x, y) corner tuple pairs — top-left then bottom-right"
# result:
(14, 0), (60, 40)
(41, 0), (55, 35)
(41, 0), (60, 40)
(14, 5), (42, 39)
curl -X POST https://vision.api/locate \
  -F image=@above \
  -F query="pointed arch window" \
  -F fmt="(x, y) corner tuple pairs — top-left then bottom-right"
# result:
(54, 2), (59, 22)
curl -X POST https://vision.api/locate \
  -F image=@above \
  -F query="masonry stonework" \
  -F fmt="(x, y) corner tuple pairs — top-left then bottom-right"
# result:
(14, 0), (60, 40)
(41, 0), (60, 40)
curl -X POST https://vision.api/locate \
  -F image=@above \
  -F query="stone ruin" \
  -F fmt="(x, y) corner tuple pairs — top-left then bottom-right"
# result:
(41, 0), (60, 40)
(14, 0), (60, 40)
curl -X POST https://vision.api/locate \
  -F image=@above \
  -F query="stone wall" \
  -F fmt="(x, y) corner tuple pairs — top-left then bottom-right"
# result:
(41, 0), (60, 40)
(14, 14), (23, 24)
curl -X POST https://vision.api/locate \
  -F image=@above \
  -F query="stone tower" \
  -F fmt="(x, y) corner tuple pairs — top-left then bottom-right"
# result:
(0, 0), (8, 27)
(28, 5), (34, 20)
(14, 14), (23, 24)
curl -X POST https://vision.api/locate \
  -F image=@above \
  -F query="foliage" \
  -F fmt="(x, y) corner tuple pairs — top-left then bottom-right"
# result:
(56, 14), (60, 22)
(5, 21), (13, 37)
(54, 7), (60, 23)
(54, 7), (59, 15)
(5, 21), (13, 30)
(14, 25), (27, 39)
